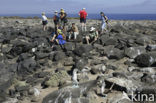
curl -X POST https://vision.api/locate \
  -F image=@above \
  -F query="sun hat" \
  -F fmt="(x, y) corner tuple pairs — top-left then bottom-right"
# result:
(57, 29), (62, 34)
(42, 12), (45, 15)
(60, 8), (65, 12)
(90, 27), (96, 31)
(55, 11), (58, 13)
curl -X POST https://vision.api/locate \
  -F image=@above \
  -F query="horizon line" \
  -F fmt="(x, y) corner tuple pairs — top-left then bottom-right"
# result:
(0, 13), (156, 15)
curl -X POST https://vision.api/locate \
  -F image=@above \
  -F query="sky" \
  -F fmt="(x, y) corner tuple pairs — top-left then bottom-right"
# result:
(0, 0), (156, 14)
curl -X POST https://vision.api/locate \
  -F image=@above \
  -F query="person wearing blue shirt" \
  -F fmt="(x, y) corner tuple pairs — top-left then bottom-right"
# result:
(51, 29), (66, 45)
(100, 12), (108, 33)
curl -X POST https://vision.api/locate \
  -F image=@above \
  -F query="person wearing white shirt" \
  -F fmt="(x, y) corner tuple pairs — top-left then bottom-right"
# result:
(41, 12), (48, 31)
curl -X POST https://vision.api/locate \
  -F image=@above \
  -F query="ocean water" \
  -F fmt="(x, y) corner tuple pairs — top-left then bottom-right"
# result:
(0, 14), (156, 20)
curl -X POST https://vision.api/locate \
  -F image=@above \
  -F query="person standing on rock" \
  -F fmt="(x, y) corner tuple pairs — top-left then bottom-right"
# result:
(79, 8), (88, 32)
(100, 12), (108, 33)
(68, 23), (79, 40)
(53, 11), (60, 29)
(41, 12), (48, 31)
(59, 8), (68, 31)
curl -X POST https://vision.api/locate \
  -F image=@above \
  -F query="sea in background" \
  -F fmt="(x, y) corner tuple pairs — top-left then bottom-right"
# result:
(0, 14), (156, 20)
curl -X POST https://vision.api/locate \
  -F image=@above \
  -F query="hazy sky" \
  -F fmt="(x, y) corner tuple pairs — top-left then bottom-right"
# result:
(0, 0), (156, 14)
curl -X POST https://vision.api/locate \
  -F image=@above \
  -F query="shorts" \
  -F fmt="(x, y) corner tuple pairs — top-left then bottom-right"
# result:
(102, 22), (106, 29)
(86, 35), (95, 41)
(89, 36), (95, 41)
(42, 20), (48, 25)
(80, 18), (86, 23)
(54, 21), (59, 25)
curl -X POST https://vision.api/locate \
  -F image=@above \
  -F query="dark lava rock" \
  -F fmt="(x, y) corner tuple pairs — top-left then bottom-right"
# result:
(146, 45), (156, 51)
(1, 44), (12, 53)
(17, 58), (37, 75)
(135, 52), (156, 67)
(76, 34), (83, 43)
(25, 76), (37, 84)
(115, 38), (127, 50)
(74, 44), (93, 57)
(64, 42), (75, 51)
(106, 64), (118, 70)
(64, 57), (74, 66)
(0, 92), (6, 103)
(104, 46), (124, 60)
(75, 58), (88, 70)
(124, 46), (146, 59)
(9, 40), (34, 56)
(0, 63), (14, 91)
(35, 52), (50, 60)
(135, 36), (152, 46)
(9, 89), (16, 97)
(17, 53), (33, 62)
(15, 85), (30, 92)
(104, 38), (118, 46)
(90, 64), (106, 74)
(99, 35), (109, 45)
(8, 63), (18, 73)
(33, 37), (49, 46)
(141, 73), (156, 84)
(34, 72), (50, 78)
(53, 51), (66, 61)
(43, 80), (96, 103)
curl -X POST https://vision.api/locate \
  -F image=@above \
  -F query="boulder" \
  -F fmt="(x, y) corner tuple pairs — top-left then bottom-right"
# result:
(53, 51), (66, 62)
(0, 63), (14, 92)
(64, 57), (74, 66)
(135, 36), (152, 46)
(35, 52), (50, 60)
(15, 85), (30, 92)
(124, 46), (146, 59)
(43, 80), (96, 103)
(135, 52), (156, 67)
(0, 92), (6, 103)
(8, 63), (18, 73)
(17, 58), (37, 75)
(44, 70), (69, 87)
(126, 38), (136, 47)
(99, 35), (109, 45)
(17, 53), (32, 62)
(74, 44), (93, 57)
(104, 38), (118, 46)
(1, 44), (13, 53)
(76, 34), (83, 43)
(141, 73), (156, 84)
(75, 58), (88, 70)
(10, 39), (34, 56)
(106, 64), (118, 70)
(91, 64), (106, 74)
(104, 46), (124, 60)
(115, 38), (127, 49)
(64, 42), (75, 51)
(146, 45), (156, 51)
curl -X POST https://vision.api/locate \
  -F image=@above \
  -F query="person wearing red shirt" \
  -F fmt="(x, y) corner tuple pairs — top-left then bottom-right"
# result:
(79, 8), (88, 31)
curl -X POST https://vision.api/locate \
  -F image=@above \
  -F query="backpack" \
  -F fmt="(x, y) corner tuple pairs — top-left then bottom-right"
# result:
(53, 15), (59, 21)
(62, 33), (66, 40)
(64, 18), (68, 23)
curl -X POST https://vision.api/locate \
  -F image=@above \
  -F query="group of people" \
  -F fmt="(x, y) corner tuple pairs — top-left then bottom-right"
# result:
(41, 8), (109, 47)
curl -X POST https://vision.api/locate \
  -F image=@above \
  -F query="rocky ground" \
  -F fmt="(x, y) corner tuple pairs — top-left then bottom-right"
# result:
(0, 17), (156, 103)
